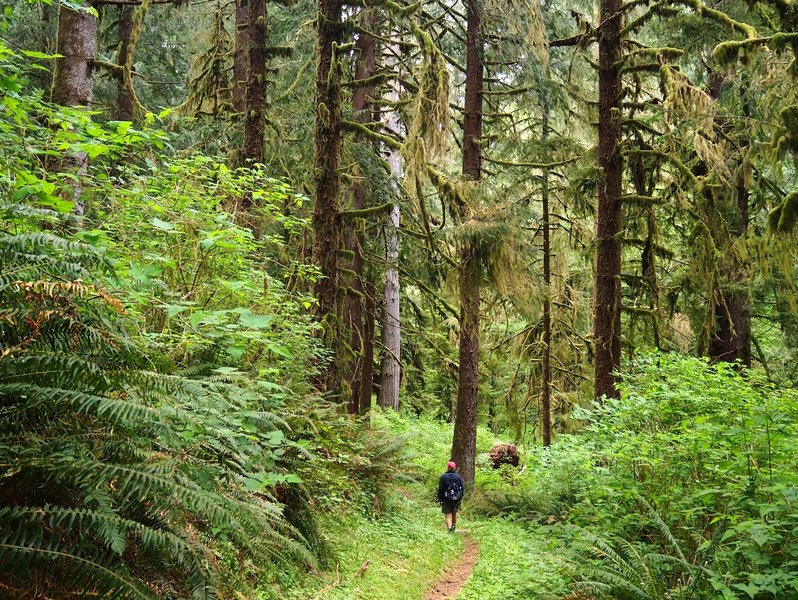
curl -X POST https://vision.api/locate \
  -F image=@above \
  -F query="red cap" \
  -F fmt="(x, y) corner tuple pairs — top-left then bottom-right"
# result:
(447, 461), (456, 470)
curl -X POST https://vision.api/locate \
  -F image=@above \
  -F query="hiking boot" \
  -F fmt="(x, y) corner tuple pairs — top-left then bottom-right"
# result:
(448, 526), (456, 534)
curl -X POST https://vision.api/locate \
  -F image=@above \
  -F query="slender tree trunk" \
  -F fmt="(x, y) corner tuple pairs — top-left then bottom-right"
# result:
(116, 7), (134, 120)
(52, 6), (97, 217)
(312, 0), (344, 394)
(346, 19), (377, 414)
(451, 0), (483, 486)
(359, 277), (376, 415)
(541, 117), (552, 448)
(242, 0), (266, 165)
(233, 0), (249, 113)
(378, 36), (402, 411)
(593, 0), (623, 400)
(379, 203), (401, 410)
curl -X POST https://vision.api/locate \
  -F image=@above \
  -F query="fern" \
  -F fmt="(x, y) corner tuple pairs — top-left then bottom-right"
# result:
(570, 517), (711, 600)
(0, 208), (312, 597)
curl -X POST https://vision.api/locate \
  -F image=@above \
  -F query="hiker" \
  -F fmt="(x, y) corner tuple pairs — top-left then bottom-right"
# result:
(438, 460), (464, 533)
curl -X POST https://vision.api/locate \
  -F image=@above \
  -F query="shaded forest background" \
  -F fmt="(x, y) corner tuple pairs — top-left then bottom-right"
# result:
(2, 0), (798, 598)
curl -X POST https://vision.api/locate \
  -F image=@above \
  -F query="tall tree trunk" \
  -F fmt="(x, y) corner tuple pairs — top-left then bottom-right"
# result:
(708, 174), (751, 366)
(451, 0), (483, 486)
(592, 0), (623, 400)
(116, 7), (134, 120)
(704, 71), (752, 367)
(541, 115), (552, 448)
(242, 0), (266, 165)
(52, 6), (97, 217)
(312, 0), (344, 394)
(708, 73), (751, 367)
(460, 1), (483, 179)
(359, 277), (376, 415)
(378, 35), (402, 412)
(452, 244), (480, 486)
(346, 19), (377, 414)
(379, 202), (401, 410)
(52, 7), (96, 108)
(233, 0), (249, 114)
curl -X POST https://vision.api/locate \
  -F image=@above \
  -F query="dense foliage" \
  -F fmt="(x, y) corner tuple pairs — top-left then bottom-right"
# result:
(0, 36), (398, 597)
(472, 354), (798, 598)
(3, 0), (798, 598)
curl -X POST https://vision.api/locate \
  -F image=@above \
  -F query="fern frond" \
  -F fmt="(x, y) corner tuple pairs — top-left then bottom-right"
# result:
(0, 542), (157, 600)
(0, 383), (165, 427)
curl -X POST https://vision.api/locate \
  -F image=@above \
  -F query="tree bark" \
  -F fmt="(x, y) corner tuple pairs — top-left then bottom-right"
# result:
(592, 0), (623, 400)
(379, 202), (401, 410)
(541, 116), (552, 447)
(312, 0), (344, 394)
(378, 35), (402, 412)
(116, 7), (134, 120)
(452, 244), (480, 486)
(233, 0), (249, 114)
(52, 7), (96, 108)
(451, 0), (483, 486)
(242, 0), (266, 166)
(345, 19), (377, 414)
(461, 1), (483, 179)
(705, 71), (752, 367)
(359, 277), (376, 415)
(708, 175), (751, 366)
(52, 6), (97, 217)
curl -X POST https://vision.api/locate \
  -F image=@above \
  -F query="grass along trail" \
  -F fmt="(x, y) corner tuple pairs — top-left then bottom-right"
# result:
(425, 536), (480, 599)
(272, 413), (570, 599)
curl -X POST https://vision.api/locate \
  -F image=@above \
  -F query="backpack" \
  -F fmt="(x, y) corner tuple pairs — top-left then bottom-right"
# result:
(443, 477), (464, 502)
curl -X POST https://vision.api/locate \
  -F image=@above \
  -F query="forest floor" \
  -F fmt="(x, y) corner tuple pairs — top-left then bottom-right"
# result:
(269, 413), (570, 599)
(424, 536), (480, 599)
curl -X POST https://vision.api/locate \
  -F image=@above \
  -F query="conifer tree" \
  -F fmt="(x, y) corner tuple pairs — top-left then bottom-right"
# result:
(312, 0), (344, 394)
(52, 5), (97, 216)
(233, 0), (250, 113)
(379, 30), (403, 413)
(451, 0), (484, 486)
(344, 11), (378, 414)
(593, 0), (623, 400)
(242, 0), (267, 165)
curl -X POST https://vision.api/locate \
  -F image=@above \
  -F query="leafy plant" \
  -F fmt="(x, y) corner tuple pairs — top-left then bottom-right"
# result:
(571, 498), (713, 600)
(0, 202), (315, 598)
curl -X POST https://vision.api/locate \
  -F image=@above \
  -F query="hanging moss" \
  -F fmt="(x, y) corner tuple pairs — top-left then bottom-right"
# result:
(771, 104), (798, 158)
(117, 0), (150, 119)
(768, 191), (798, 233)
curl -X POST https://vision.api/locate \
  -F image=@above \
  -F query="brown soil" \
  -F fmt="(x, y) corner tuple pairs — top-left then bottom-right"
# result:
(425, 536), (480, 600)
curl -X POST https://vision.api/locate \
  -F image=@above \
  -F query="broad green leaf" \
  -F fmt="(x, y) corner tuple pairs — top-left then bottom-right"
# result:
(266, 343), (292, 358)
(150, 217), (176, 231)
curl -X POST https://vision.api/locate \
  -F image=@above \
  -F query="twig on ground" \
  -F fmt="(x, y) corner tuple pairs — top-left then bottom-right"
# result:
(312, 563), (340, 600)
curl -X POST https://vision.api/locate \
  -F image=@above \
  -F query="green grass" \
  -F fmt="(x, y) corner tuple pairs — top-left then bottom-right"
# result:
(267, 488), (462, 599)
(260, 411), (571, 599)
(459, 518), (569, 600)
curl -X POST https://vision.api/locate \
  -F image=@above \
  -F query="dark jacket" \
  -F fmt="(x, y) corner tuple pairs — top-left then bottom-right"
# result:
(437, 471), (464, 503)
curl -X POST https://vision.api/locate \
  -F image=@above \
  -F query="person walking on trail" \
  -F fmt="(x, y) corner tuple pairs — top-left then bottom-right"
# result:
(438, 461), (464, 533)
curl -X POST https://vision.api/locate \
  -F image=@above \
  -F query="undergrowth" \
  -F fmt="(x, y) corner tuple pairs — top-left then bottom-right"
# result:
(460, 519), (569, 600)
(268, 489), (462, 600)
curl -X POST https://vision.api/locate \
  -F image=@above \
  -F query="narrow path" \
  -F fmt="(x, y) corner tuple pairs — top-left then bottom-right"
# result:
(425, 536), (480, 600)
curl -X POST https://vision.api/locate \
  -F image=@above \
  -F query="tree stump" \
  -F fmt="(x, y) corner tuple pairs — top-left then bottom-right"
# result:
(489, 443), (519, 468)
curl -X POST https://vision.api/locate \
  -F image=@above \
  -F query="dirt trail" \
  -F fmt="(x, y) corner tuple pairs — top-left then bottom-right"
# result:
(425, 536), (480, 600)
